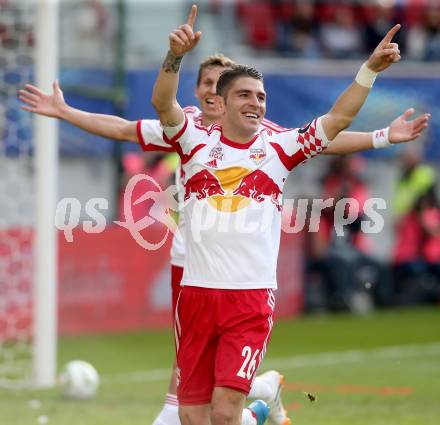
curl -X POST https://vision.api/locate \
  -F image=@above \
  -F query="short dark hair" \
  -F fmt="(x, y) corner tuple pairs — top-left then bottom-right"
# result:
(216, 65), (263, 99)
(196, 53), (235, 86)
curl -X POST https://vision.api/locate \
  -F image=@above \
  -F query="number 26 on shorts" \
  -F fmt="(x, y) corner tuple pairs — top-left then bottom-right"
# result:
(237, 346), (260, 380)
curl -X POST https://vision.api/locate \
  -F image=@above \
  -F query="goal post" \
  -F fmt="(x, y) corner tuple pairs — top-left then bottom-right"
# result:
(33, 0), (59, 388)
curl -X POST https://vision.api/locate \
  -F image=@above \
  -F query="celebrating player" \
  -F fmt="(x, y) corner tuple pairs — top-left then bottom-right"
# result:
(147, 5), (429, 425)
(19, 7), (430, 425)
(19, 61), (430, 425)
(19, 53), (292, 425)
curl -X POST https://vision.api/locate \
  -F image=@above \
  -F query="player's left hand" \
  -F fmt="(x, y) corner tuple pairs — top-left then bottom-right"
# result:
(366, 24), (401, 72)
(389, 108), (431, 144)
(169, 4), (202, 57)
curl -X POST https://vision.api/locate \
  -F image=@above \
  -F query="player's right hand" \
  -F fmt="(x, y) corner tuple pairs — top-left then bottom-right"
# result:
(19, 80), (66, 119)
(366, 24), (401, 72)
(169, 4), (202, 57)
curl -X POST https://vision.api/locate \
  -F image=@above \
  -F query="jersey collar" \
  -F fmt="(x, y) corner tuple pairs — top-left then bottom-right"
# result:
(220, 132), (259, 150)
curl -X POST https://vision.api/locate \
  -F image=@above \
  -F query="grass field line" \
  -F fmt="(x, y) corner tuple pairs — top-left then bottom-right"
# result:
(262, 341), (440, 370)
(104, 341), (440, 383)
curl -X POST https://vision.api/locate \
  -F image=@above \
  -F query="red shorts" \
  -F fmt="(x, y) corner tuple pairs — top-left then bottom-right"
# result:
(174, 286), (275, 405)
(171, 265), (184, 318)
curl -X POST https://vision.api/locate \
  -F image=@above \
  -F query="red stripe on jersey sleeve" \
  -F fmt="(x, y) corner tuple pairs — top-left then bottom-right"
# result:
(176, 143), (206, 165)
(162, 115), (189, 145)
(160, 115), (207, 164)
(136, 120), (146, 148)
(141, 144), (175, 153)
(270, 142), (307, 171)
(136, 120), (174, 152)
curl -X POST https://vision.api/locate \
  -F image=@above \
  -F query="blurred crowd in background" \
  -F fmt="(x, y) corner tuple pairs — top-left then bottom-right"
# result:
(303, 150), (440, 313)
(224, 0), (440, 60)
(1, 0), (439, 318)
(2, 1), (440, 65)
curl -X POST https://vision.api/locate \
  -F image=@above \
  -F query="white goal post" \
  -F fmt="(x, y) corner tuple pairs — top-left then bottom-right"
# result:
(0, 0), (59, 389)
(33, 0), (59, 388)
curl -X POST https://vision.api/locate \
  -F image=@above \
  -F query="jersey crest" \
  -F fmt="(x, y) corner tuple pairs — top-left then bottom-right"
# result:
(249, 148), (266, 165)
(209, 142), (225, 161)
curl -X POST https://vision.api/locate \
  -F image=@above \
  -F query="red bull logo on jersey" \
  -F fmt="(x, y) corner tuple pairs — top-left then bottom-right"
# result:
(54, 171), (388, 248)
(249, 148), (266, 165)
(233, 169), (282, 211)
(184, 169), (225, 201)
(184, 167), (282, 212)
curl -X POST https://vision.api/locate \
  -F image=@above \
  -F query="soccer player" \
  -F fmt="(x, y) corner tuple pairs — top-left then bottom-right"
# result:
(147, 5), (428, 425)
(19, 13), (429, 425)
(20, 58), (430, 425)
(19, 54), (292, 425)
(20, 64), (430, 425)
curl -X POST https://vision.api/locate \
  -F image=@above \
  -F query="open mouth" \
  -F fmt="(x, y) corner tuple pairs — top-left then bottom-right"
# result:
(205, 98), (215, 106)
(243, 112), (259, 120)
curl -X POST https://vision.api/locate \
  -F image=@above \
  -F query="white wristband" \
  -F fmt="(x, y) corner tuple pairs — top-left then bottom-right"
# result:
(355, 63), (378, 88)
(372, 127), (391, 149)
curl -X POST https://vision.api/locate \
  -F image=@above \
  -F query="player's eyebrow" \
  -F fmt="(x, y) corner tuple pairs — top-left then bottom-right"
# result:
(235, 89), (266, 98)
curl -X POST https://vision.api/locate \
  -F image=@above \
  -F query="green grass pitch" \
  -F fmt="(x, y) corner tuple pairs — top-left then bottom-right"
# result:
(2, 307), (439, 425)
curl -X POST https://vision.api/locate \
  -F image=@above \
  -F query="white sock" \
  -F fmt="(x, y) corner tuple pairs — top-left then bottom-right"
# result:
(242, 408), (257, 425)
(152, 393), (180, 425)
(248, 376), (272, 401)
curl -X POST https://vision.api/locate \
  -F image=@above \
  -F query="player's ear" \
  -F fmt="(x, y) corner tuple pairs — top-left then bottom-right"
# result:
(214, 95), (225, 114)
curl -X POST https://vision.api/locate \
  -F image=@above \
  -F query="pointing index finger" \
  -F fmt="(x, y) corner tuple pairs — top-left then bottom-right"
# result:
(187, 4), (197, 27)
(380, 24), (401, 46)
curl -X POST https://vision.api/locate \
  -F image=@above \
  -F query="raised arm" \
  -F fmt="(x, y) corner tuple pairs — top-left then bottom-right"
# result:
(19, 81), (138, 142)
(321, 24), (402, 141)
(324, 108), (430, 155)
(151, 4), (201, 127)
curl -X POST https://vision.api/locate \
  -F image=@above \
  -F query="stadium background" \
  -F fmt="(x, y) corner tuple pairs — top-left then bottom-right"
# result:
(1, 1), (440, 424)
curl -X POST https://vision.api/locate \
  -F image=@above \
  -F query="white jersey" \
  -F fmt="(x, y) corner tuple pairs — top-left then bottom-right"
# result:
(169, 107), (204, 266)
(138, 112), (330, 290)
(137, 106), (203, 267)
(137, 106), (287, 268)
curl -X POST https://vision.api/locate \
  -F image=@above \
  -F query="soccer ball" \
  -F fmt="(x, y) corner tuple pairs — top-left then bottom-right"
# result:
(59, 360), (100, 400)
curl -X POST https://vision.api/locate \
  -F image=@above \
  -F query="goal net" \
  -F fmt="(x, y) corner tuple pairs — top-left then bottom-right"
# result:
(0, 0), (58, 389)
(0, 0), (36, 388)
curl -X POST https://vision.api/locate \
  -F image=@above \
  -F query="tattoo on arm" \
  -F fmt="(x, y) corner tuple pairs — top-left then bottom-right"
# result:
(164, 120), (180, 127)
(162, 51), (183, 73)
